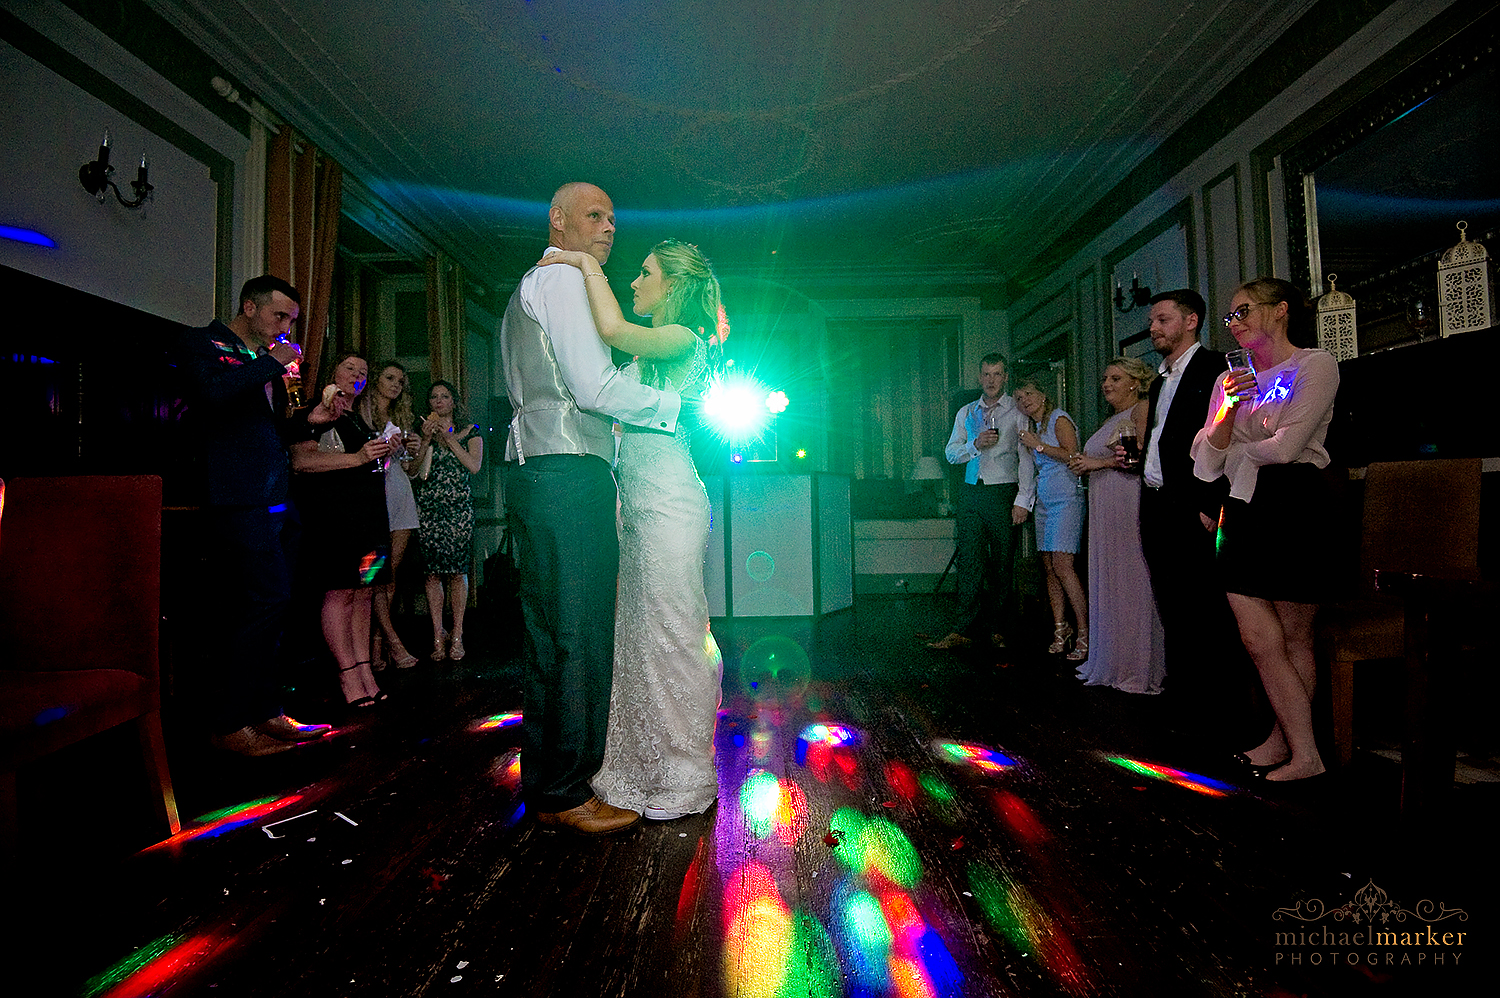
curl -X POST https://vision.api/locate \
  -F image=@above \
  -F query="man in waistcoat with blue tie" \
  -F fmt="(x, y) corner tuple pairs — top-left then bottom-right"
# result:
(500, 182), (683, 835)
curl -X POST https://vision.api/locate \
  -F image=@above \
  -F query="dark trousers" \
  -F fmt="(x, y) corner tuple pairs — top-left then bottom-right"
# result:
(203, 503), (299, 734)
(1139, 486), (1261, 747)
(506, 455), (619, 812)
(953, 481), (1020, 639)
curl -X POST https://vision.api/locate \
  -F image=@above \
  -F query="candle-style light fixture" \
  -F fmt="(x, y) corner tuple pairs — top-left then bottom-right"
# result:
(78, 129), (154, 209)
(1113, 274), (1152, 313)
(1437, 220), (1497, 337)
(1315, 273), (1358, 361)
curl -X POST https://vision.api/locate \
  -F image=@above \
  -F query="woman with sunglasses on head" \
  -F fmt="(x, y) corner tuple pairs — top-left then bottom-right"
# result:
(289, 352), (395, 710)
(1191, 278), (1339, 783)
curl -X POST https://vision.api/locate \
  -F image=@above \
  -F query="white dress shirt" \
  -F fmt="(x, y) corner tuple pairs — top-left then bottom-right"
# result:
(1143, 341), (1200, 489)
(518, 248), (681, 430)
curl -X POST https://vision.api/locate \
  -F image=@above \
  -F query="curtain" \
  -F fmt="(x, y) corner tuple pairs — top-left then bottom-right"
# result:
(426, 253), (467, 386)
(825, 318), (961, 482)
(266, 128), (342, 392)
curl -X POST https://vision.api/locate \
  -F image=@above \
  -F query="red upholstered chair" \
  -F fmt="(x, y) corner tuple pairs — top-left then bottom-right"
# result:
(0, 476), (180, 857)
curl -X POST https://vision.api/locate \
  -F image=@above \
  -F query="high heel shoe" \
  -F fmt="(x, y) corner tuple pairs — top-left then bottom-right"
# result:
(430, 629), (448, 662)
(1047, 622), (1073, 655)
(448, 635), (466, 662)
(1065, 631), (1089, 662)
(391, 645), (419, 669)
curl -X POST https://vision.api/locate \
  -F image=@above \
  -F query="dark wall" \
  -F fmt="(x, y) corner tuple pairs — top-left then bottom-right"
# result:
(0, 264), (200, 503)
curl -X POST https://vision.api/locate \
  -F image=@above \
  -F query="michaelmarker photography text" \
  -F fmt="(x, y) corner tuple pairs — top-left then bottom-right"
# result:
(1274, 924), (1464, 967)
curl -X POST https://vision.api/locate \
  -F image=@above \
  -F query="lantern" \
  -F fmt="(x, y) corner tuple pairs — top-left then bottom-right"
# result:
(1437, 220), (1497, 336)
(1315, 272), (1358, 361)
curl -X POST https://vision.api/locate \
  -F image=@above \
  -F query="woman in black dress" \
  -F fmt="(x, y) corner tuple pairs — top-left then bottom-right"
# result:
(413, 380), (483, 661)
(289, 353), (394, 707)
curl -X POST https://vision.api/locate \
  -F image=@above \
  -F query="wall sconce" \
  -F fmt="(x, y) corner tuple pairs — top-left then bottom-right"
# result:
(79, 129), (154, 209)
(1113, 274), (1152, 313)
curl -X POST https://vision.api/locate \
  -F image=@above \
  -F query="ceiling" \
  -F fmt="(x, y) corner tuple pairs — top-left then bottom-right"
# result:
(144, 0), (1319, 294)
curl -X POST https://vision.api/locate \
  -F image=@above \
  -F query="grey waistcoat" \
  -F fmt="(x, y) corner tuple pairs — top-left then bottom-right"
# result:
(500, 278), (615, 464)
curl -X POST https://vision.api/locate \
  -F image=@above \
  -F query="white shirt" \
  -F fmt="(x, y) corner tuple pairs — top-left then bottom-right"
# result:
(1143, 341), (1200, 489)
(1192, 348), (1339, 502)
(944, 394), (1037, 510)
(518, 248), (681, 431)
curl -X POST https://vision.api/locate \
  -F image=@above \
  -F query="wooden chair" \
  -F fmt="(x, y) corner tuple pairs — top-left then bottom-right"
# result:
(0, 476), (180, 858)
(1322, 459), (1482, 765)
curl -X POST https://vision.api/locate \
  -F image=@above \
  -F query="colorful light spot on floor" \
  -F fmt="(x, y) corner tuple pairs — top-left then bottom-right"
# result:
(933, 739), (1017, 773)
(738, 769), (808, 844)
(82, 930), (220, 998)
(144, 794), (305, 850)
(1102, 754), (1235, 796)
(987, 788), (1051, 845)
(474, 711), (523, 731)
(884, 759), (919, 801)
(829, 808), (921, 888)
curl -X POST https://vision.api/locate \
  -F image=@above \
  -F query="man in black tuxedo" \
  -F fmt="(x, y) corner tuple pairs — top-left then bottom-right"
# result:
(1138, 289), (1258, 751)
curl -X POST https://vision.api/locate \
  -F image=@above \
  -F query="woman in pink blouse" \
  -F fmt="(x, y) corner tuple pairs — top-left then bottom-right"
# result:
(1192, 277), (1339, 783)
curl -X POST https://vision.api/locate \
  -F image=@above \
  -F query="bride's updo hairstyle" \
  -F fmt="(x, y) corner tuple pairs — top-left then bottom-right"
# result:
(651, 239), (729, 343)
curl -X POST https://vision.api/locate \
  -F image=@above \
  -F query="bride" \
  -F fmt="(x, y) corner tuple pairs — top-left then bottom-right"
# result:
(538, 239), (724, 820)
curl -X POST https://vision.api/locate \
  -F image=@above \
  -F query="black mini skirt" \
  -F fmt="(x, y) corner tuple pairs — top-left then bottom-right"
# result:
(1215, 462), (1334, 604)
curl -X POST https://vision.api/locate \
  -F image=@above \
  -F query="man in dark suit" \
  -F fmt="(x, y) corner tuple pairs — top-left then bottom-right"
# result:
(176, 275), (331, 756)
(1138, 289), (1258, 751)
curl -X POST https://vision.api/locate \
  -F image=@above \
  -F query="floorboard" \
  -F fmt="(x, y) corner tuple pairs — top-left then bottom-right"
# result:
(7, 595), (1493, 997)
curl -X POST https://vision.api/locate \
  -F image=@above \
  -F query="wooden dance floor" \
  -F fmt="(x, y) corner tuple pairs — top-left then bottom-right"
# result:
(11, 595), (1492, 997)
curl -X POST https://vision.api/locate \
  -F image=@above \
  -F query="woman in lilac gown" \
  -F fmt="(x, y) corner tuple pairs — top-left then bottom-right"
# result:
(1067, 356), (1165, 694)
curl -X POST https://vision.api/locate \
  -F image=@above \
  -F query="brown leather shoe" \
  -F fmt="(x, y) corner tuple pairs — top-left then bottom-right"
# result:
(211, 725), (298, 757)
(256, 715), (333, 741)
(535, 796), (641, 836)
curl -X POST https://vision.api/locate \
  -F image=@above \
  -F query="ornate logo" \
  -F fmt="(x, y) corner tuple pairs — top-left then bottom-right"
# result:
(1273, 879), (1468, 926)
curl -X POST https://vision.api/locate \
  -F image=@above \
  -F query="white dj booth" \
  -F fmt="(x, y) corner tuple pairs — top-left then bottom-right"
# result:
(701, 473), (853, 618)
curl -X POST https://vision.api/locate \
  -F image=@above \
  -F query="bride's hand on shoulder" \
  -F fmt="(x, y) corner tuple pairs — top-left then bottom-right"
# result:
(536, 249), (592, 271)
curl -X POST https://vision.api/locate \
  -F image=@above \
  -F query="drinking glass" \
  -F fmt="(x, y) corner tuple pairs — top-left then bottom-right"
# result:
(1225, 348), (1257, 404)
(1118, 422), (1140, 468)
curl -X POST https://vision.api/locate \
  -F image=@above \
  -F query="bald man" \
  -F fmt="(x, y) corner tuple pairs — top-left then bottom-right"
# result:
(500, 182), (682, 835)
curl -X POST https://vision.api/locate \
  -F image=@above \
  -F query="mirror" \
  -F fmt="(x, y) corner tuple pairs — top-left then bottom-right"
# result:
(1285, 9), (1500, 353)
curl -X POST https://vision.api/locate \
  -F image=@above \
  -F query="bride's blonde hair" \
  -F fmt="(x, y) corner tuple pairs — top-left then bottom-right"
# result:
(650, 239), (728, 343)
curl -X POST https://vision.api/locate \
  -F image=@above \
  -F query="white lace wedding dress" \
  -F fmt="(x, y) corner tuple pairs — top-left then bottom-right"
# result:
(591, 336), (723, 815)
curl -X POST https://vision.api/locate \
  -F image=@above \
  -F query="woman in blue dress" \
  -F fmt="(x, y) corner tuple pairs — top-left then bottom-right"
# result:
(1016, 373), (1088, 661)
